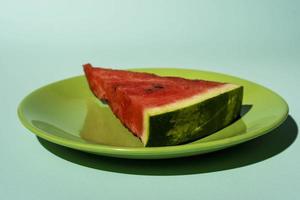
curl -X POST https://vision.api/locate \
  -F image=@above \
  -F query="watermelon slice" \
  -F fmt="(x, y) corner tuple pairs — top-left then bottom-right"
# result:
(83, 64), (243, 147)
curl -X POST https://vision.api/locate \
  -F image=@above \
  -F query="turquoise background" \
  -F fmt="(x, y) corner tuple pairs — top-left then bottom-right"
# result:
(1, 0), (299, 199)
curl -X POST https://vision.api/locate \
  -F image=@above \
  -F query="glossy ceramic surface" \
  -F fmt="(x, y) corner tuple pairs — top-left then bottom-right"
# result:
(18, 68), (288, 159)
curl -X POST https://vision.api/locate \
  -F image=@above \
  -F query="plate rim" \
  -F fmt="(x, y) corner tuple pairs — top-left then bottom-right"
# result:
(17, 68), (289, 159)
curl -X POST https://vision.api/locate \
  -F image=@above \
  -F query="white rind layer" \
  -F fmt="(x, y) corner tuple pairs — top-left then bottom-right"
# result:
(140, 83), (241, 146)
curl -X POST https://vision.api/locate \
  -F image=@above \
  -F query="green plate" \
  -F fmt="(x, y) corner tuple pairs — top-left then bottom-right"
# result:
(18, 68), (288, 159)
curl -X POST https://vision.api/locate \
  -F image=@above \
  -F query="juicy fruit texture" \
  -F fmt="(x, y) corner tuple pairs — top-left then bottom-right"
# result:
(83, 64), (243, 147)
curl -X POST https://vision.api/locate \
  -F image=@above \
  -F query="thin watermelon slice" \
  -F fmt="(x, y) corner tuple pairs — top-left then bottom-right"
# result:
(83, 64), (243, 147)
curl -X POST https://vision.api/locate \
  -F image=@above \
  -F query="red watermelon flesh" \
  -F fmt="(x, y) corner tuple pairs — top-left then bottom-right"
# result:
(83, 64), (233, 141)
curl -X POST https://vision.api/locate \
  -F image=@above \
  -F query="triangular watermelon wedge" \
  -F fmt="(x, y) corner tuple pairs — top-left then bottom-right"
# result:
(83, 64), (243, 147)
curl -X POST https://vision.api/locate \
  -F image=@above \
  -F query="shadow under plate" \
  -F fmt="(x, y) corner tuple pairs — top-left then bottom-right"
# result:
(37, 114), (297, 176)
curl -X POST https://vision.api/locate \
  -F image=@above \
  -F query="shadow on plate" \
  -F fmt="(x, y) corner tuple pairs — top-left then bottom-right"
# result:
(37, 114), (298, 176)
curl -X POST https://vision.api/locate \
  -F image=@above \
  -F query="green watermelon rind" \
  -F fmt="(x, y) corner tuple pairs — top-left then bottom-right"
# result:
(141, 84), (243, 147)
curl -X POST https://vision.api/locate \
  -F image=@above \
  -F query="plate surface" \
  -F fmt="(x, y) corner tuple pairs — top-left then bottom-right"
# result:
(18, 68), (288, 159)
